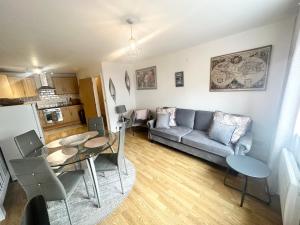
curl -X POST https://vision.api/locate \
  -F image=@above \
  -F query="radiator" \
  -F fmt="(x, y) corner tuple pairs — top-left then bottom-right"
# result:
(278, 148), (300, 225)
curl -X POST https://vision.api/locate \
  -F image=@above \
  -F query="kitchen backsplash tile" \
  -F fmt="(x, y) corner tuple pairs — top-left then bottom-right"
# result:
(25, 89), (80, 109)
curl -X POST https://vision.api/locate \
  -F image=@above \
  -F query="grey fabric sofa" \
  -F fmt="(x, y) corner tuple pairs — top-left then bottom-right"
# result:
(147, 108), (252, 167)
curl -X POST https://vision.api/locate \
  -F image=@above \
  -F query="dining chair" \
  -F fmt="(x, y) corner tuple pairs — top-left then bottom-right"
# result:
(20, 195), (50, 225)
(14, 130), (65, 173)
(10, 157), (90, 225)
(130, 109), (152, 136)
(87, 116), (105, 136)
(93, 123), (127, 194)
(88, 116), (114, 153)
(14, 130), (44, 157)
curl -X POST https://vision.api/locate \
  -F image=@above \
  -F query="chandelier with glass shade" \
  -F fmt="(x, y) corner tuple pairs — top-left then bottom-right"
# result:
(126, 18), (140, 57)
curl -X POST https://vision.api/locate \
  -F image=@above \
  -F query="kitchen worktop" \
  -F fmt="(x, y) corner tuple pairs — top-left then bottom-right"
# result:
(37, 104), (82, 110)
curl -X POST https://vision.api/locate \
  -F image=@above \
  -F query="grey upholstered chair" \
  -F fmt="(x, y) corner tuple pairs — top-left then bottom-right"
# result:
(94, 123), (127, 194)
(87, 116), (105, 136)
(20, 195), (50, 225)
(14, 130), (44, 157)
(10, 157), (90, 225)
(130, 109), (151, 135)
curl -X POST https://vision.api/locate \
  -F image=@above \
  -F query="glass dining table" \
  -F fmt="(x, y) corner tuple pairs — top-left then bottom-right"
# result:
(45, 130), (117, 208)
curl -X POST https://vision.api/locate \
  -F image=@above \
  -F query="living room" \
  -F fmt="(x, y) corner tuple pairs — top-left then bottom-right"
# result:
(0, 1), (299, 225)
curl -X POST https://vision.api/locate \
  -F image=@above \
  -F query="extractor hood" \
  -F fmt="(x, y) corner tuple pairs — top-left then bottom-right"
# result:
(38, 73), (55, 90)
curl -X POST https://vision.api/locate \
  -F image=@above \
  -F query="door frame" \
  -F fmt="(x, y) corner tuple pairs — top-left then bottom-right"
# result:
(96, 74), (111, 131)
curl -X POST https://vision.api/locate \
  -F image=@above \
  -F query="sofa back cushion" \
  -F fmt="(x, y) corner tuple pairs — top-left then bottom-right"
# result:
(194, 110), (213, 131)
(175, 108), (195, 129)
(213, 111), (252, 144)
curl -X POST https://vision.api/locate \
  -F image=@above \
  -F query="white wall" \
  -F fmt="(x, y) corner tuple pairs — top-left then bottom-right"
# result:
(101, 62), (136, 132)
(133, 18), (294, 161)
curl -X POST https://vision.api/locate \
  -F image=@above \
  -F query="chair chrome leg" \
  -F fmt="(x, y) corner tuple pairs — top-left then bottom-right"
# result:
(64, 200), (72, 225)
(86, 158), (101, 208)
(117, 166), (124, 194)
(82, 175), (90, 198)
(123, 157), (128, 175)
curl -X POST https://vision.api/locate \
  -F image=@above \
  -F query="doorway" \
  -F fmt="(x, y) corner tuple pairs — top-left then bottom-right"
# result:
(79, 75), (109, 129)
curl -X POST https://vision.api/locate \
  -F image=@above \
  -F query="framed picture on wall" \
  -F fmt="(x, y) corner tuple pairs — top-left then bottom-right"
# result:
(136, 66), (157, 90)
(210, 45), (272, 91)
(175, 71), (184, 87)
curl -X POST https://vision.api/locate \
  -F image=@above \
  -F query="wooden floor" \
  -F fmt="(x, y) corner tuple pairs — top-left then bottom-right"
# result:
(1, 130), (282, 225)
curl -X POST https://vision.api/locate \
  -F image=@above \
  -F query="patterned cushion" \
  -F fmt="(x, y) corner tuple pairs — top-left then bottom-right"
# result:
(213, 111), (251, 144)
(157, 107), (177, 126)
(135, 109), (148, 120)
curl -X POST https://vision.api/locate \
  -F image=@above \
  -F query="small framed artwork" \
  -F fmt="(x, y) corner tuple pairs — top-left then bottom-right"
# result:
(175, 71), (184, 87)
(136, 66), (157, 90)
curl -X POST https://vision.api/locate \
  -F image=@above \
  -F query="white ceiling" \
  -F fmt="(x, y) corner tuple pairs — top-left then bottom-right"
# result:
(0, 0), (297, 73)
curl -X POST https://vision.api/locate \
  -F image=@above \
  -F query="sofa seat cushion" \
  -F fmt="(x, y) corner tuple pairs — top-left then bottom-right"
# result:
(181, 130), (234, 157)
(150, 126), (192, 142)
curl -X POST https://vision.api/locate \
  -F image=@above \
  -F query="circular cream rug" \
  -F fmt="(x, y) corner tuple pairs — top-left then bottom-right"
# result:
(48, 159), (136, 225)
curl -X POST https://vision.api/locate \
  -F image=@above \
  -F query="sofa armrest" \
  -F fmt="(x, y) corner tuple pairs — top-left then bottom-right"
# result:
(147, 119), (156, 129)
(234, 132), (253, 155)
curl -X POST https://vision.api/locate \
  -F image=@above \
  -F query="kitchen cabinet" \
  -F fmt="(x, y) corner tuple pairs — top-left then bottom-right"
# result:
(7, 77), (25, 98)
(38, 111), (49, 128)
(7, 76), (37, 98)
(23, 77), (38, 97)
(61, 107), (72, 123)
(52, 77), (79, 94)
(68, 105), (81, 122)
(0, 75), (13, 98)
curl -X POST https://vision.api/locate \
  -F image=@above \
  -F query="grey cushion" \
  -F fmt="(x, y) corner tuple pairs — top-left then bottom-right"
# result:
(156, 113), (170, 129)
(208, 120), (236, 145)
(194, 110), (213, 131)
(181, 130), (234, 157)
(151, 126), (192, 142)
(175, 109), (195, 129)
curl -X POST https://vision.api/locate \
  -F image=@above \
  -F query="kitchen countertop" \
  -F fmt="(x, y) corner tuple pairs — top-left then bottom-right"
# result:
(37, 104), (82, 110)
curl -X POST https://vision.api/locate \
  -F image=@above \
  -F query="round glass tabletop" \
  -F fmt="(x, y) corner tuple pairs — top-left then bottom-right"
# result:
(226, 155), (270, 178)
(45, 131), (116, 167)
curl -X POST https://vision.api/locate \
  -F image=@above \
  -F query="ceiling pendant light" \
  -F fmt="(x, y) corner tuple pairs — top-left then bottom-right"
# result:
(126, 18), (140, 58)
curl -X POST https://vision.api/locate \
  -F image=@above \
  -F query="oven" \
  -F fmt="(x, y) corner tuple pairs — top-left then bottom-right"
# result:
(43, 108), (63, 123)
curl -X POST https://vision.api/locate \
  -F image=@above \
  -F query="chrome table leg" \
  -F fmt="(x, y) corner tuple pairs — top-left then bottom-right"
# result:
(86, 158), (101, 208)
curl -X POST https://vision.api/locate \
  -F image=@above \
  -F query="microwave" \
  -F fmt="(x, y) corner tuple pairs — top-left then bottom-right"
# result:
(43, 108), (63, 123)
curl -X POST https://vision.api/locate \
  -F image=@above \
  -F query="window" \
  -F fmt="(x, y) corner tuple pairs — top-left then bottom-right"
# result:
(293, 107), (300, 166)
(295, 108), (300, 136)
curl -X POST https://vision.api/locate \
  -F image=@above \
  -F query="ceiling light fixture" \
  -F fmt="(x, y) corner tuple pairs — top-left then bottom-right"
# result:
(126, 18), (140, 58)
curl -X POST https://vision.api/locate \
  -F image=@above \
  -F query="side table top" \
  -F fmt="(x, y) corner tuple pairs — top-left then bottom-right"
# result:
(226, 155), (270, 178)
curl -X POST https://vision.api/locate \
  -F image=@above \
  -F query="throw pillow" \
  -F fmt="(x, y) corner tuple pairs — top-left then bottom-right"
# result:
(135, 109), (148, 120)
(155, 112), (170, 129)
(156, 107), (176, 126)
(208, 120), (236, 145)
(213, 111), (251, 143)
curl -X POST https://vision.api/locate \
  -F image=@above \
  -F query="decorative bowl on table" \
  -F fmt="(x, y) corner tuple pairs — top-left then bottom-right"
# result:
(59, 134), (89, 147)
(46, 147), (78, 166)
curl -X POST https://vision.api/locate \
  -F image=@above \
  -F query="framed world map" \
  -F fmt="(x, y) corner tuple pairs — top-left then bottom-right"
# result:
(210, 45), (272, 91)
